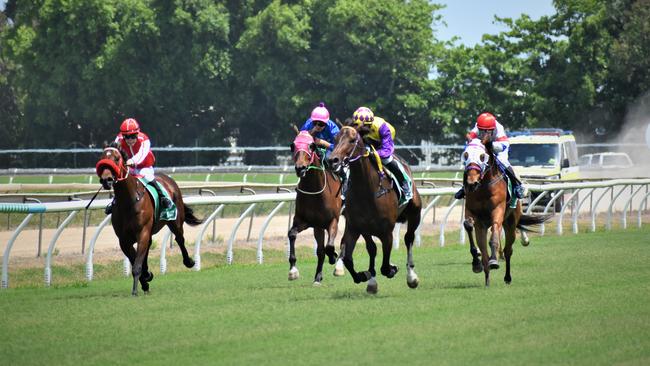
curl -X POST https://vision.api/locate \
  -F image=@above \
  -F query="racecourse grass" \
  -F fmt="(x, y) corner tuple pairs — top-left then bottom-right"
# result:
(2, 228), (650, 365)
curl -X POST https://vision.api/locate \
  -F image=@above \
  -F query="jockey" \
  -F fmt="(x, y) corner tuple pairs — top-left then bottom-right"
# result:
(104, 118), (173, 215)
(454, 112), (525, 200)
(300, 102), (340, 156)
(352, 106), (412, 204)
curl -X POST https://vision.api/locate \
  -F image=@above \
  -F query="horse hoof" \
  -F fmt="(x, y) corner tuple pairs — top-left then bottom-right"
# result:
(382, 265), (399, 279)
(313, 281), (322, 287)
(324, 246), (337, 265)
(521, 239), (530, 247)
(333, 259), (345, 277)
(144, 290), (150, 295)
(288, 267), (300, 281)
(183, 258), (195, 269)
(472, 261), (483, 273)
(488, 259), (499, 269)
(366, 277), (378, 294)
(407, 269), (419, 289)
(144, 271), (154, 282)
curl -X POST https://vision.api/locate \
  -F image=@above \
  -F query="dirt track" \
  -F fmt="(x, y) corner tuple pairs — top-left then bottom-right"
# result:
(0, 208), (457, 268)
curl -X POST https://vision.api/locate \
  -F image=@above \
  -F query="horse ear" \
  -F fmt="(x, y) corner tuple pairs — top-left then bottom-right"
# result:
(462, 151), (469, 163)
(289, 143), (295, 153)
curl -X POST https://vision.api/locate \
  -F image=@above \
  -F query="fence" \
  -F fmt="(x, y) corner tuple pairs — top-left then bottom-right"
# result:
(2, 178), (650, 289)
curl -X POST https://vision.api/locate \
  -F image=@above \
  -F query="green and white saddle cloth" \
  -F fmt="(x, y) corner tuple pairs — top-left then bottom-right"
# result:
(139, 177), (177, 221)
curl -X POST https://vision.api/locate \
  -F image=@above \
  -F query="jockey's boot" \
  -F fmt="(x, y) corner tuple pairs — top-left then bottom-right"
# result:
(149, 181), (173, 209)
(454, 187), (465, 200)
(505, 165), (525, 199)
(385, 159), (412, 202)
(104, 198), (115, 215)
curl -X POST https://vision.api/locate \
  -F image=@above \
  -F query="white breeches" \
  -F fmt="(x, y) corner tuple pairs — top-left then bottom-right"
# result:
(130, 166), (155, 182)
(497, 151), (510, 168)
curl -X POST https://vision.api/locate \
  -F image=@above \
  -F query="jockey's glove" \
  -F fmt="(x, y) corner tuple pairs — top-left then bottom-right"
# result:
(126, 159), (135, 167)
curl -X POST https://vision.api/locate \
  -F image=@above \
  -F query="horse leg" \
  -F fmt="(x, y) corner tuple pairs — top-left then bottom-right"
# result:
(404, 209), (420, 289)
(379, 231), (399, 279)
(361, 234), (377, 278)
(324, 218), (339, 265)
(488, 222), (503, 270)
(333, 236), (345, 277)
(138, 242), (153, 293)
(504, 220), (517, 285)
(341, 229), (370, 284)
(475, 223), (491, 287)
(287, 218), (309, 281)
(464, 217), (483, 273)
(169, 223), (194, 268)
(131, 231), (151, 296)
(313, 227), (326, 285)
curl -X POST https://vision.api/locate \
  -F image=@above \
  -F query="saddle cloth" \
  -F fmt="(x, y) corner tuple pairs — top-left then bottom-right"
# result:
(138, 177), (178, 221)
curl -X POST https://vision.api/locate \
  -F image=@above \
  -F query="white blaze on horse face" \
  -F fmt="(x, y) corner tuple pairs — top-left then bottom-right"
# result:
(462, 139), (488, 172)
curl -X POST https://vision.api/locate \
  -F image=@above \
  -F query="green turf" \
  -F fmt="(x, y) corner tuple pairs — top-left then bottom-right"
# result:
(2, 228), (649, 365)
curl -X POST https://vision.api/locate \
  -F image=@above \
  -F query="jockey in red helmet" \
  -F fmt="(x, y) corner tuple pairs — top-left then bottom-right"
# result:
(455, 112), (525, 200)
(104, 118), (172, 214)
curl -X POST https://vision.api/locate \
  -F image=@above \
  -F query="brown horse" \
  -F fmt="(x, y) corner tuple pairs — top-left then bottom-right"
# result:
(461, 137), (552, 286)
(288, 131), (344, 284)
(96, 144), (202, 295)
(327, 125), (422, 293)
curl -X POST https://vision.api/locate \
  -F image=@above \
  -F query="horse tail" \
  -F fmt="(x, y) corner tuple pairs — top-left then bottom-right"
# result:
(184, 205), (203, 226)
(517, 213), (553, 232)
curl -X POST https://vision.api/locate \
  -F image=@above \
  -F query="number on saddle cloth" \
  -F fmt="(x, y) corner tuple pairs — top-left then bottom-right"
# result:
(138, 178), (178, 221)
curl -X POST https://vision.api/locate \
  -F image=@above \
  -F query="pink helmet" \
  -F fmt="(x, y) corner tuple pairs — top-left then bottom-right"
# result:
(310, 102), (330, 123)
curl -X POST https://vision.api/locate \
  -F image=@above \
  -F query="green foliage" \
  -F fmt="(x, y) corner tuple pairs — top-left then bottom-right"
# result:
(1, 0), (649, 158)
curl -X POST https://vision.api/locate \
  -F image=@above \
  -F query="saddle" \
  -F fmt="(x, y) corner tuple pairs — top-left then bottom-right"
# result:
(138, 177), (178, 221)
(367, 147), (413, 207)
(494, 160), (518, 209)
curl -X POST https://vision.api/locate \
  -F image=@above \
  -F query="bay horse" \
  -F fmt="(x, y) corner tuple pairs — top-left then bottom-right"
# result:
(96, 143), (202, 295)
(461, 137), (552, 286)
(327, 125), (422, 293)
(288, 131), (345, 284)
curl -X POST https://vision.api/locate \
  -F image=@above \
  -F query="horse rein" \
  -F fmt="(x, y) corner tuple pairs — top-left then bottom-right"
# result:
(295, 150), (329, 195)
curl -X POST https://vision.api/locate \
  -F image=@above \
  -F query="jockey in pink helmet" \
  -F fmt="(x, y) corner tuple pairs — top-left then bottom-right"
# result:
(300, 102), (340, 155)
(455, 112), (525, 200)
(104, 118), (172, 214)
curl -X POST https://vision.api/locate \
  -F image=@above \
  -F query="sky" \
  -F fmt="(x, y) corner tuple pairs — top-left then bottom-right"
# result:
(435, 0), (556, 46)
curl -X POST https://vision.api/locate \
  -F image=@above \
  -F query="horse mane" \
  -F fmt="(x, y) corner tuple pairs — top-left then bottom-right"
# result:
(107, 141), (128, 162)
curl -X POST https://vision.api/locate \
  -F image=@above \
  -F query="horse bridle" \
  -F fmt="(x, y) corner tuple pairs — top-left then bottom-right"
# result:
(99, 147), (129, 182)
(339, 126), (366, 169)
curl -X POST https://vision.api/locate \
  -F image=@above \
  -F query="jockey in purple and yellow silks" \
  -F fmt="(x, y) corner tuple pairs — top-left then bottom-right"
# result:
(300, 102), (340, 156)
(352, 106), (412, 203)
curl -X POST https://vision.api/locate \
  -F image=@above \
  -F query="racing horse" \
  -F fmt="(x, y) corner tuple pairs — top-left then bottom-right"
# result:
(95, 143), (202, 295)
(461, 136), (552, 286)
(288, 131), (345, 284)
(327, 125), (422, 293)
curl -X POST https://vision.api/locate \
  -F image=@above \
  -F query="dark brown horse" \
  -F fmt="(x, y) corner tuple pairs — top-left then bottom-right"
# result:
(327, 126), (422, 293)
(96, 144), (202, 295)
(461, 137), (552, 286)
(288, 131), (344, 284)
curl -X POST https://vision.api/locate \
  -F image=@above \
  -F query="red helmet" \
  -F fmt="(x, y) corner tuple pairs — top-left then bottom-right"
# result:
(120, 118), (140, 135)
(476, 112), (496, 130)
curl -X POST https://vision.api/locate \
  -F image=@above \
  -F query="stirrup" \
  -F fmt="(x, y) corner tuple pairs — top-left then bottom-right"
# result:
(104, 203), (113, 215)
(514, 185), (525, 199)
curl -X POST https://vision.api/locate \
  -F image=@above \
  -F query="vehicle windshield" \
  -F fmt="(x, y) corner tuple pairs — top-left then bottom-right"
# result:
(602, 154), (631, 167)
(509, 143), (559, 167)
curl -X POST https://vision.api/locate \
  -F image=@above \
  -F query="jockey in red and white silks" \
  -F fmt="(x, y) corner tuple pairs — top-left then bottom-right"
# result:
(466, 116), (511, 168)
(114, 119), (156, 182)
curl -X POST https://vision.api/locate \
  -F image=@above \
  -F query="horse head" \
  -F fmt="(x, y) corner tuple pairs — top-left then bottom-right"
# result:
(96, 143), (129, 190)
(290, 131), (318, 178)
(327, 125), (363, 175)
(461, 139), (491, 192)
